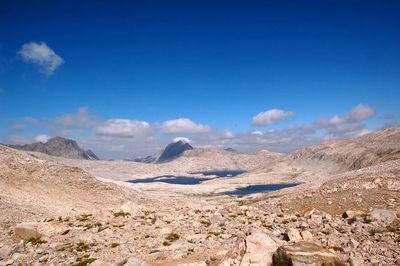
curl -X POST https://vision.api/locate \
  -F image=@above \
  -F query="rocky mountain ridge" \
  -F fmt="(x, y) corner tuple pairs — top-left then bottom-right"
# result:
(7, 136), (99, 160)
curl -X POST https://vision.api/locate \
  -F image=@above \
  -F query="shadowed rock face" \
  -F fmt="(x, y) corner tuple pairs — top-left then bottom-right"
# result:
(157, 140), (193, 163)
(8, 136), (99, 160)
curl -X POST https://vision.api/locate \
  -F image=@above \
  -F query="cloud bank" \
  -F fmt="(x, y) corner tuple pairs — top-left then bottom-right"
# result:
(5, 104), (381, 159)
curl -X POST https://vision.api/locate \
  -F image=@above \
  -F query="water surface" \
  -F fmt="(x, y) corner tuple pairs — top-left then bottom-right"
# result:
(128, 175), (213, 185)
(192, 170), (246, 177)
(128, 169), (246, 185)
(222, 183), (298, 195)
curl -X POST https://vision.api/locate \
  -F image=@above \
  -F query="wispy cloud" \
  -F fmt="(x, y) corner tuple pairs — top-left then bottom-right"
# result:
(161, 118), (211, 134)
(315, 104), (375, 137)
(53, 107), (99, 128)
(18, 42), (63, 75)
(252, 109), (294, 126)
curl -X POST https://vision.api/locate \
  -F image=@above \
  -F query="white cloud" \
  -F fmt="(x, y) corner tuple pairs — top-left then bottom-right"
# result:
(173, 137), (191, 143)
(251, 130), (263, 136)
(34, 134), (50, 143)
(95, 119), (152, 138)
(19, 42), (63, 75)
(161, 118), (211, 134)
(252, 109), (294, 126)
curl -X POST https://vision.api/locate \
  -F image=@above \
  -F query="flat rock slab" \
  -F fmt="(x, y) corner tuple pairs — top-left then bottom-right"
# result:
(241, 229), (278, 266)
(14, 222), (41, 241)
(273, 241), (345, 266)
(370, 209), (397, 224)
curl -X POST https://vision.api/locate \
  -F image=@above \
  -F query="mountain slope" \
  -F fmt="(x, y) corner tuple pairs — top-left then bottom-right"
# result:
(0, 144), (131, 226)
(288, 126), (400, 172)
(8, 136), (99, 160)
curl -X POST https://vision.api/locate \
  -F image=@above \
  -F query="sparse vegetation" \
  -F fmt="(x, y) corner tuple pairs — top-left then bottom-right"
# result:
(369, 227), (387, 235)
(200, 219), (211, 227)
(76, 241), (90, 252)
(113, 211), (130, 218)
(71, 256), (96, 266)
(110, 243), (120, 248)
(61, 229), (70, 235)
(56, 243), (73, 252)
(27, 237), (47, 245)
(77, 214), (92, 222)
(165, 232), (180, 241)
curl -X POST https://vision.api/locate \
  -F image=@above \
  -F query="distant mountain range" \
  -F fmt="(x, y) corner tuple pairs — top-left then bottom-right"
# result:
(134, 140), (193, 163)
(7, 136), (99, 160)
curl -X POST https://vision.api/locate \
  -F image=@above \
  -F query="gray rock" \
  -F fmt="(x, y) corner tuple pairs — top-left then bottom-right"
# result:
(273, 242), (345, 266)
(370, 209), (397, 224)
(123, 257), (147, 266)
(342, 210), (364, 219)
(176, 262), (207, 266)
(300, 230), (313, 241)
(10, 240), (25, 254)
(240, 229), (278, 266)
(349, 257), (364, 266)
(286, 228), (302, 243)
(0, 245), (11, 259)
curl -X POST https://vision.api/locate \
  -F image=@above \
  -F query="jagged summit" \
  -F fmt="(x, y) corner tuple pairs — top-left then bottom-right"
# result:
(157, 140), (193, 163)
(8, 136), (99, 160)
(134, 140), (193, 163)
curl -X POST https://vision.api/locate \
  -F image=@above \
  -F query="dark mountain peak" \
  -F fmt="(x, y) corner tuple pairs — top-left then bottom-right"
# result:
(8, 136), (99, 160)
(157, 140), (193, 163)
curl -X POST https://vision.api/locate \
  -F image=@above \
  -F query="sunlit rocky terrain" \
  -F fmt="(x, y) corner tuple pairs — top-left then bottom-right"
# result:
(1, 126), (399, 266)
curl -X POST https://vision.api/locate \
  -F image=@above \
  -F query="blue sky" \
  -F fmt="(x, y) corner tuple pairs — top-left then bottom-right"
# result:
(0, 1), (399, 158)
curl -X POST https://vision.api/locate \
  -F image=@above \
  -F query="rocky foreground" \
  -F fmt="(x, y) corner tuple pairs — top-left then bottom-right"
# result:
(0, 127), (399, 265)
(1, 195), (399, 266)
